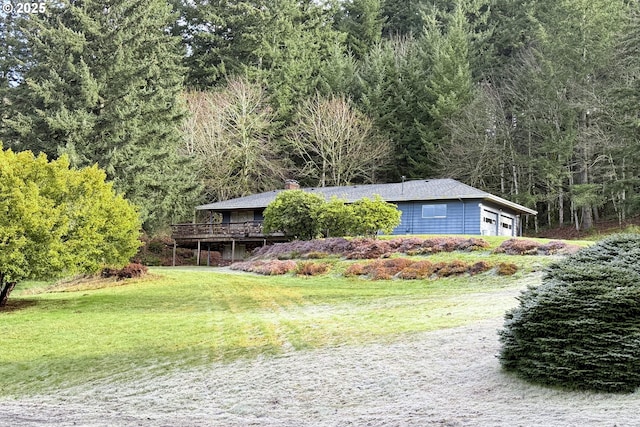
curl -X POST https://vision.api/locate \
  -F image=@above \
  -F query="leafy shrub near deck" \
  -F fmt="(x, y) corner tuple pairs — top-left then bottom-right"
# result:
(499, 234), (640, 393)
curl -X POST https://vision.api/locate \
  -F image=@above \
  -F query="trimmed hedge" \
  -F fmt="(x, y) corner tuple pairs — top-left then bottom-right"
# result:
(499, 233), (640, 393)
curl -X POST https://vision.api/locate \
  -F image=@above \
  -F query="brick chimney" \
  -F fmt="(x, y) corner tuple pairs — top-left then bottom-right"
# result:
(284, 179), (300, 190)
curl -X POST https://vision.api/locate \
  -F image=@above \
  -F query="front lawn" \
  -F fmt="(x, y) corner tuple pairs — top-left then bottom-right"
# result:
(0, 262), (534, 397)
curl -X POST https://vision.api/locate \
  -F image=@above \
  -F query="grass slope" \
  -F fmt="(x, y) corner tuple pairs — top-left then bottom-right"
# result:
(0, 242), (572, 397)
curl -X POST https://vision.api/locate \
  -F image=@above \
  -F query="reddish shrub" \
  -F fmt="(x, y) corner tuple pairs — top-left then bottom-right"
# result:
(396, 238), (426, 253)
(251, 238), (351, 259)
(469, 261), (493, 275)
(101, 263), (148, 280)
(344, 258), (494, 280)
(436, 259), (469, 277)
(431, 261), (449, 275)
(368, 263), (393, 280)
(382, 258), (414, 271)
(398, 260), (434, 279)
(494, 239), (541, 255)
(457, 237), (491, 251)
(344, 263), (368, 277)
(250, 236), (492, 261)
(296, 262), (331, 276)
(230, 260), (297, 275)
(538, 240), (581, 255)
(303, 251), (330, 259)
(374, 258), (416, 279)
(497, 262), (518, 275)
(425, 237), (459, 253)
(345, 239), (393, 259)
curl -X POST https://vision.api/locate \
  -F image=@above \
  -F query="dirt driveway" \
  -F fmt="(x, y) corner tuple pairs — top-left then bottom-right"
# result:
(1, 313), (638, 427)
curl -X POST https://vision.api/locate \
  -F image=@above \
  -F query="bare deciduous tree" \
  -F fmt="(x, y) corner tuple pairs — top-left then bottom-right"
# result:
(287, 93), (391, 187)
(182, 78), (287, 202)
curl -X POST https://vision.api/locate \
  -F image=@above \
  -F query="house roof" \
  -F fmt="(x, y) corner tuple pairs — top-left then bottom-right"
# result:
(196, 179), (538, 215)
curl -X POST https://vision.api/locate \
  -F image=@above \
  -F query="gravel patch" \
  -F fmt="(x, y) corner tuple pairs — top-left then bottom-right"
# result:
(2, 314), (638, 427)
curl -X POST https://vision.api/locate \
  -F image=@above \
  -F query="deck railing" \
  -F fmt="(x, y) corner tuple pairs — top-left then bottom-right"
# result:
(171, 221), (275, 240)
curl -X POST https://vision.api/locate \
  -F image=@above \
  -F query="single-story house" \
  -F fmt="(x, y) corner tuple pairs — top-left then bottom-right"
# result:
(171, 179), (537, 263)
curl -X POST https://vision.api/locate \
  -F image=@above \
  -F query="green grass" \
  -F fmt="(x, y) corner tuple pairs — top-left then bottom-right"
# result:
(0, 250), (556, 397)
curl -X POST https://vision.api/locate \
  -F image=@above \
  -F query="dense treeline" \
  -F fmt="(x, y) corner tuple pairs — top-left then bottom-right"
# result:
(2, 0), (640, 232)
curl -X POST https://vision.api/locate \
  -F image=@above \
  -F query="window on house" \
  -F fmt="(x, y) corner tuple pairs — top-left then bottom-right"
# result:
(422, 204), (447, 218)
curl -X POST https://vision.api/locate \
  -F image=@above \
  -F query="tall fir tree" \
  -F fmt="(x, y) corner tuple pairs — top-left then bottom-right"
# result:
(381, 0), (427, 37)
(173, 0), (347, 116)
(607, 4), (640, 219)
(336, 0), (385, 60)
(1, 0), (200, 232)
(421, 2), (474, 170)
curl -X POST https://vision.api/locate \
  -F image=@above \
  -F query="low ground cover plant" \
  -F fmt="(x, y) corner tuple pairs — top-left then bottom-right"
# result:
(296, 261), (332, 276)
(230, 260), (298, 275)
(101, 263), (148, 280)
(251, 236), (492, 260)
(499, 233), (640, 393)
(493, 239), (580, 255)
(232, 257), (507, 280)
(344, 258), (501, 280)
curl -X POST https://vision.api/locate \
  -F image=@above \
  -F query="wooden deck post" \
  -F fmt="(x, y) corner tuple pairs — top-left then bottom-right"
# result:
(207, 243), (211, 267)
(196, 240), (201, 266)
(231, 239), (236, 263)
(172, 241), (177, 267)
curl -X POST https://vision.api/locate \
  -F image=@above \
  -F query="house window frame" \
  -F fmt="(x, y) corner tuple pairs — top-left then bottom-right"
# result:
(422, 204), (447, 219)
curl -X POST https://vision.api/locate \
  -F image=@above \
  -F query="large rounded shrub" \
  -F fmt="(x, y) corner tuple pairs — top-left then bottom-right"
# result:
(499, 234), (640, 392)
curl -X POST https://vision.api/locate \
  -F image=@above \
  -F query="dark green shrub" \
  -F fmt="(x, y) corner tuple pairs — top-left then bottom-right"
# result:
(499, 233), (640, 392)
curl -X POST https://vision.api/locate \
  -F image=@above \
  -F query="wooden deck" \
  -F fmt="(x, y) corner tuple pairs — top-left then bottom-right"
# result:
(171, 221), (286, 243)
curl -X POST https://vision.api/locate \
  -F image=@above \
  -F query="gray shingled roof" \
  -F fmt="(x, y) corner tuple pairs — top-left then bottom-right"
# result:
(196, 179), (537, 215)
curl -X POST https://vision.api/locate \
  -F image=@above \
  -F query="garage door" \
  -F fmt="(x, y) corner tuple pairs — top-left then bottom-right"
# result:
(499, 214), (515, 236)
(481, 209), (498, 236)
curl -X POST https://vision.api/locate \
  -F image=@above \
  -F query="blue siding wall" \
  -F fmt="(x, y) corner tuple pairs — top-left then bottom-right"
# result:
(392, 200), (482, 235)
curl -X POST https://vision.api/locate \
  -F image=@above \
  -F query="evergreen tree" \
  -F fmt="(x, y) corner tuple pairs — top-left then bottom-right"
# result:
(421, 3), (474, 170)
(245, 0), (347, 120)
(1, 0), (200, 232)
(336, 0), (385, 60)
(173, 0), (347, 118)
(500, 234), (640, 393)
(607, 4), (640, 220)
(381, 0), (426, 37)
(354, 37), (432, 180)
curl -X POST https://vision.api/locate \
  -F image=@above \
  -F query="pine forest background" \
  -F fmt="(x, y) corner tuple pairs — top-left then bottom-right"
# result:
(1, 0), (640, 234)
